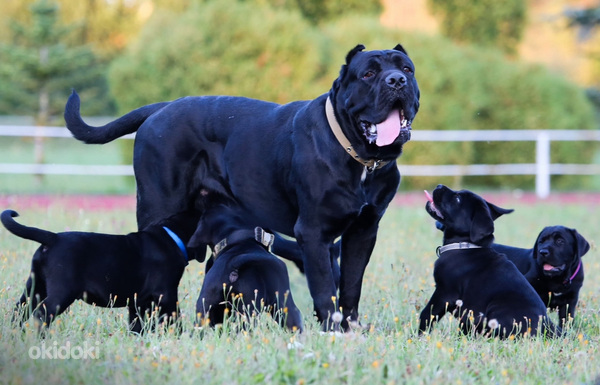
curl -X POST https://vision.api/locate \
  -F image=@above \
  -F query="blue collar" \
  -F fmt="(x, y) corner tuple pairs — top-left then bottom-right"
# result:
(163, 226), (188, 261)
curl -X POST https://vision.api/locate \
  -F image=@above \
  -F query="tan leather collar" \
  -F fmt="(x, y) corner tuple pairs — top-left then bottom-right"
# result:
(325, 97), (389, 172)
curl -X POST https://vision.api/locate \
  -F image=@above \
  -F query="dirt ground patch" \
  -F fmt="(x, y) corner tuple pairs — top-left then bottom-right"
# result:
(0, 191), (599, 212)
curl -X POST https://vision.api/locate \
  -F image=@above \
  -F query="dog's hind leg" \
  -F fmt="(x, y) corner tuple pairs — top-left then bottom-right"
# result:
(14, 272), (47, 326)
(31, 295), (74, 329)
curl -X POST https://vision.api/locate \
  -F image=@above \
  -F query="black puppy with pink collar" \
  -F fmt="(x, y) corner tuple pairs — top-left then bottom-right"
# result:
(420, 185), (561, 338)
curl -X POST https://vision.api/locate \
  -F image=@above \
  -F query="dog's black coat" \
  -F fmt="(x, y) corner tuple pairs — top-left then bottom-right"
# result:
(190, 205), (303, 331)
(2, 209), (199, 333)
(419, 185), (559, 338)
(491, 227), (589, 328)
(436, 221), (590, 328)
(64, 45), (420, 328)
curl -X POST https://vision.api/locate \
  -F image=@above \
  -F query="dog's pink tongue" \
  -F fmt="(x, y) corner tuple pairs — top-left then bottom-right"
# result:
(375, 109), (401, 147)
(424, 190), (433, 203)
(543, 264), (555, 271)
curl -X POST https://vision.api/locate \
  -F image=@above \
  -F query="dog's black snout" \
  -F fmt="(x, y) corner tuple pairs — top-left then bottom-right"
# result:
(385, 71), (407, 89)
(539, 249), (549, 258)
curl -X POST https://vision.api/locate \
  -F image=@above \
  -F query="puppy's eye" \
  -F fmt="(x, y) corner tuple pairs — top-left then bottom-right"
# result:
(362, 71), (376, 80)
(454, 195), (461, 204)
(403, 66), (413, 74)
(555, 238), (565, 245)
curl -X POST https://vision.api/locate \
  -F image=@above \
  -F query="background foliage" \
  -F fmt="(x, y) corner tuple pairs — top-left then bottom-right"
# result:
(427, 0), (527, 55)
(0, 0), (598, 192)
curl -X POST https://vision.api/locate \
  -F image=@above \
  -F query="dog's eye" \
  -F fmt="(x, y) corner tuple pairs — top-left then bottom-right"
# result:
(403, 66), (413, 74)
(454, 195), (461, 204)
(362, 71), (376, 80)
(555, 237), (565, 245)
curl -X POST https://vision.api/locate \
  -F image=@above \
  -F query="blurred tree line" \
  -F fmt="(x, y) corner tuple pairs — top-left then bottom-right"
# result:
(0, 0), (597, 190)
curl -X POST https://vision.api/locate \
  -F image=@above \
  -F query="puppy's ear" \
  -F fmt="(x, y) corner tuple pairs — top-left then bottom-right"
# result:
(570, 228), (590, 258)
(187, 222), (208, 262)
(486, 202), (514, 220)
(470, 204), (495, 245)
(346, 44), (365, 64)
(393, 44), (408, 55)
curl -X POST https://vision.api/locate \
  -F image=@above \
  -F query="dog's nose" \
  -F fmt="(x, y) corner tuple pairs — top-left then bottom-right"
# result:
(385, 71), (407, 89)
(539, 249), (549, 258)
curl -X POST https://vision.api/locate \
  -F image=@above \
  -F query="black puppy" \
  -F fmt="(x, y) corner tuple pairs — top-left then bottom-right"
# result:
(2, 209), (199, 333)
(436, 220), (590, 328)
(190, 205), (303, 332)
(64, 45), (420, 329)
(493, 227), (589, 328)
(419, 186), (560, 338)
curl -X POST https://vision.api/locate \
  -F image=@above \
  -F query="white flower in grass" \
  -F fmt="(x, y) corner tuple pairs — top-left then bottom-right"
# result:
(331, 311), (343, 323)
(488, 319), (499, 330)
(455, 299), (463, 307)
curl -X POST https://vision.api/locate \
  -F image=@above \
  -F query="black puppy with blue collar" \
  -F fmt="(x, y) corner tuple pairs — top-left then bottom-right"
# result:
(2, 209), (200, 333)
(419, 185), (561, 338)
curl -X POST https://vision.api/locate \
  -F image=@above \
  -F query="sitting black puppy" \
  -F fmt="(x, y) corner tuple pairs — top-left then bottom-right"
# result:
(2, 209), (199, 333)
(492, 227), (589, 328)
(189, 204), (303, 332)
(435, 221), (590, 328)
(419, 185), (560, 338)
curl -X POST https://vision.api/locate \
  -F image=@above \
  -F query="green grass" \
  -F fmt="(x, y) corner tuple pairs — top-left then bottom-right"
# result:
(0, 198), (598, 384)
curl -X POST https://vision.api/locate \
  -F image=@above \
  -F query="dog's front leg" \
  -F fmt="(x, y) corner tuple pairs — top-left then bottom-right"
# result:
(418, 290), (451, 334)
(295, 227), (337, 329)
(337, 206), (381, 329)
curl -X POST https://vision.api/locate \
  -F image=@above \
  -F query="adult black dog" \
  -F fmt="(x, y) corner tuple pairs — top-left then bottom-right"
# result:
(190, 205), (303, 331)
(64, 44), (420, 329)
(2, 209), (199, 333)
(491, 227), (589, 328)
(419, 186), (560, 338)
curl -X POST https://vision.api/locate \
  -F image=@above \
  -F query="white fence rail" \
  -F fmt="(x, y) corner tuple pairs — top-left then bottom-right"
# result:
(1, 126), (599, 198)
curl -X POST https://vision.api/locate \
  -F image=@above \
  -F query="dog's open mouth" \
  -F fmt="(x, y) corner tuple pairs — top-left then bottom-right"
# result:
(424, 190), (444, 219)
(543, 263), (566, 275)
(361, 109), (411, 147)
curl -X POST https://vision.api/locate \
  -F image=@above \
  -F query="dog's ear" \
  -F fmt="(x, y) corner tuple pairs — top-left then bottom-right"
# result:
(486, 201), (514, 221)
(187, 222), (209, 262)
(470, 202), (495, 245)
(393, 44), (408, 55)
(570, 228), (590, 258)
(346, 44), (365, 64)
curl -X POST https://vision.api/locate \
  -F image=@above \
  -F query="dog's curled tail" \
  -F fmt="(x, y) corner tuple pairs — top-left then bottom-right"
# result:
(1, 210), (57, 246)
(64, 90), (170, 144)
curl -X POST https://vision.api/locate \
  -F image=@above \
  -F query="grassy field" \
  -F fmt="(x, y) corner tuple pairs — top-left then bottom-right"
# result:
(0, 195), (598, 384)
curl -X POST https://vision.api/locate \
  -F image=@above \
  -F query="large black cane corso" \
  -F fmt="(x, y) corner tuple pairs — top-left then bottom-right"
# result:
(64, 44), (420, 329)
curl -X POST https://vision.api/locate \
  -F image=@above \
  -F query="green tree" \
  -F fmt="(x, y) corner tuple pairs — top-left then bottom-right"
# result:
(108, 0), (328, 110)
(0, 0), (145, 60)
(0, 0), (111, 119)
(565, 5), (600, 111)
(0, 0), (112, 181)
(426, 0), (526, 55)
(256, 0), (382, 25)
